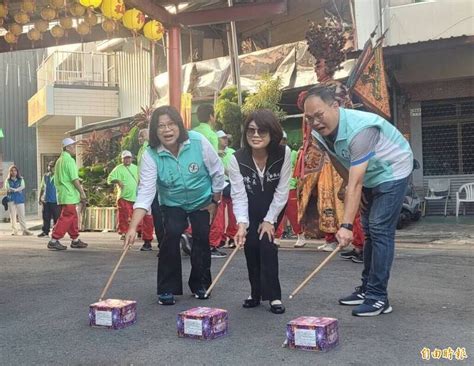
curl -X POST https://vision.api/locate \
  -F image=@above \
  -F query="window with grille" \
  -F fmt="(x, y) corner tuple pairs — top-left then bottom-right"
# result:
(421, 99), (474, 176)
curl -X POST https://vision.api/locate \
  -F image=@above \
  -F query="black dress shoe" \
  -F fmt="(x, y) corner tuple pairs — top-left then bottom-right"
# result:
(270, 303), (286, 314)
(242, 298), (260, 308)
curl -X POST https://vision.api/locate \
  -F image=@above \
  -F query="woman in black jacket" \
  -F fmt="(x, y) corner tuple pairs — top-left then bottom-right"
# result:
(228, 109), (291, 314)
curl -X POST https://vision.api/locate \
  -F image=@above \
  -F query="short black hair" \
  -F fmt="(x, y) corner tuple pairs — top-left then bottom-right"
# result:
(149, 105), (189, 149)
(197, 104), (214, 123)
(243, 109), (283, 154)
(304, 84), (337, 105)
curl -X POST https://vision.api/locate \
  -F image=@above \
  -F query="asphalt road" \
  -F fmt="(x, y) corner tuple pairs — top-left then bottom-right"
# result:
(0, 233), (472, 365)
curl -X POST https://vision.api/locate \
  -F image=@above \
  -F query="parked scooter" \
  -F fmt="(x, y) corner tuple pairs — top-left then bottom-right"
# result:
(397, 159), (422, 229)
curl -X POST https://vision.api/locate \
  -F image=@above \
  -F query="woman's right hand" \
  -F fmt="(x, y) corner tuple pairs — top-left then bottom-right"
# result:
(234, 223), (247, 248)
(123, 228), (137, 249)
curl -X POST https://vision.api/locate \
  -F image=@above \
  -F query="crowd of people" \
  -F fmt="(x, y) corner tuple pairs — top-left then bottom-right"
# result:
(2, 84), (413, 317)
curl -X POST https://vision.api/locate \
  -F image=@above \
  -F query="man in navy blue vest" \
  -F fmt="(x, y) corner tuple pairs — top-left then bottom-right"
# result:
(38, 161), (60, 238)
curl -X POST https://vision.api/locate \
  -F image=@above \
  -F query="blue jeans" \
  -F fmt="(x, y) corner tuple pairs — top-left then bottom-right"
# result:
(360, 177), (408, 301)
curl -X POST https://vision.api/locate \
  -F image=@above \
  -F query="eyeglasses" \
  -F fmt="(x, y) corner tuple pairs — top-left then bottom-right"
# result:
(157, 122), (177, 132)
(304, 111), (325, 125)
(246, 127), (269, 138)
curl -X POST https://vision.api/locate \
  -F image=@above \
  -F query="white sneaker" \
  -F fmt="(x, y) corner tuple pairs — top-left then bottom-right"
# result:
(274, 238), (281, 247)
(317, 242), (337, 252)
(294, 234), (306, 248)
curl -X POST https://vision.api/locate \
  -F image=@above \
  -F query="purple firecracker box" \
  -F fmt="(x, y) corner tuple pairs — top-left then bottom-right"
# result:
(177, 307), (228, 340)
(89, 299), (137, 329)
(286, 317), (339, 352)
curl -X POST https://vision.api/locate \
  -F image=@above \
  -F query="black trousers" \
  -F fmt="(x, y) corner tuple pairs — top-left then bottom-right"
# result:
(151, 194), (164, 247)
(41, 202), (60, 234)
(157, 206), (212, 295)
(244, 221), (282, 302)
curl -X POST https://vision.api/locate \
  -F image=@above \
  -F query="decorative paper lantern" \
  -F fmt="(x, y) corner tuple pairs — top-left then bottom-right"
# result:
(49, 0), (64, 9)
(122, 8), (144, 31)
(69, 3), (85, 17)
(59, 16), (73, 29)
(27, 28), (42, 42)
(14, 11), (30, 24)
(22, 0), (36, 14)
(101, 0), (125, 20)
(84, 11), (98, 26)
(4, 31), (17, 44)
(0, 4), (8, 18)
(101, 18), (116, 33)
(79, 0), (102, 9)
(143, 20), (164, 42)
(35, 19), (49, 32)
(41, 7), (57, 21)
(76, 22), (90, 36)
(9, 23), (23, 36)
(51, 24), (65, 39)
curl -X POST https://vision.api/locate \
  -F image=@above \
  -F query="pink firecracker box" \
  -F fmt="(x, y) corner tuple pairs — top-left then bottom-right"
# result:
(89, 299), (137, 329)
(177, 307), (228, 340)
(286, 317), (339, 352)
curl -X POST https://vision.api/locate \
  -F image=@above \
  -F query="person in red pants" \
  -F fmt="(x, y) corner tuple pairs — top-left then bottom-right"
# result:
(47, 138), (88, 251)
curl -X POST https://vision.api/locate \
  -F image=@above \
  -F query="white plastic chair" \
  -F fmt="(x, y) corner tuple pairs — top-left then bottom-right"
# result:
(422, 179), (451, 216)
(456, 183), (474, 217)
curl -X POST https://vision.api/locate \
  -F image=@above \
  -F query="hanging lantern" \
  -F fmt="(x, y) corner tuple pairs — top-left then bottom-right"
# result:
(49, 0), (64, 10)
(79, 0), (102, 9)
(22, 0), (36, 14)
(101, 18), (116, 33)
(27, 28), (42, 42)
(35, 19), (49, 32)
(76, 21), (90, 36)
(84, 11), (98, 26)
(9, 23), (23, 36)
(4, 31), (17, 44)
(69, 3), (85, 17)
(41, 7), (57, 21)
(0, 4), (8, 18)
(14, 11), (30, 24)
(50, 24), (65, 40)
(59, 16), (73, 29)
(122, 8), (144, 31)
(101, 0), (125, 20)
(143, 20), (164, 42)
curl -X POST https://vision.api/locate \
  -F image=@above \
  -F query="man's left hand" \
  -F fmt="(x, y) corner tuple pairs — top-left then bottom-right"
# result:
(336, 227), (353, 248)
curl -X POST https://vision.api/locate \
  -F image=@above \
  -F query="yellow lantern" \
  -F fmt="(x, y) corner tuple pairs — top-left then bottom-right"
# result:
(10, 23), (23, 36)
(79, 0), (102, 9)
(41, 7), (57, 21)
(84, 11), (98, 26)
(27, 28), (42, 42)
(69, 3), (85, 17)
(101, 18), (116, 33)
(59, 16), (73, 29)
(14, 11), (30, 24)
(0, 4), (8, 18)
(101, 0), (125, 20)
(4, 31), (17, 44)
(122, 8), (144, 31)
(35, 19), (49, 32)
(143, 20), (164, 42)
(76, 21), (90, 36)
(22, 0), (36, 14)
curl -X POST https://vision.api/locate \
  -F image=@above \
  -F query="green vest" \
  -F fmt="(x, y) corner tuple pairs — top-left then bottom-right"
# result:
(148, 131), (212, 212)
(312, 108), (413, 188)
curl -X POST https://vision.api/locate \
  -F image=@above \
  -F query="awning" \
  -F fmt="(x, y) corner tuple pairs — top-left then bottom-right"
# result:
(67, 116), (134, 136)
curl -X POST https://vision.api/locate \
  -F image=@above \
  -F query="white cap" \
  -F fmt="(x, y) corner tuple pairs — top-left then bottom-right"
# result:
(121, 150), (133, 159)
(62, 137), (77, 147)
(282, 131), (288, 139)
(216, 130), (227, 138)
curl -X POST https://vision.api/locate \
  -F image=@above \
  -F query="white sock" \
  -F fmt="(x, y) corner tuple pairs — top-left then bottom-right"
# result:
(51, 239), (58, 243)
(270, 300), (282, 306)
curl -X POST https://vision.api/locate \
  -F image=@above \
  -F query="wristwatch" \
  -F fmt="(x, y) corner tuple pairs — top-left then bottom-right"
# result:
(340, 223), (353, 231)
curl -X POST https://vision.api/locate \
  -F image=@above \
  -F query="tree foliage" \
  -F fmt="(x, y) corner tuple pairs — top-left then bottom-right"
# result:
(242, 74), (286, 121)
